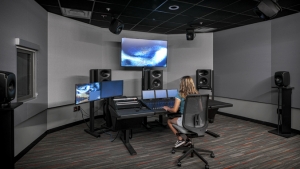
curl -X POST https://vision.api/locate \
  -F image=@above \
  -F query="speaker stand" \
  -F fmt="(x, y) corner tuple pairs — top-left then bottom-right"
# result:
(268, 87), (296, 138)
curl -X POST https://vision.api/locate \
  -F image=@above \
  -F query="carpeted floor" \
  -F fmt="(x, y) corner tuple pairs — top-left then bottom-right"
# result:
(15, 114), (300, 169)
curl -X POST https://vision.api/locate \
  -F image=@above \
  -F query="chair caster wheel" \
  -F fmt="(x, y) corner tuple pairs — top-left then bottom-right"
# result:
(210, 153), (215, 158)
(205, 164), (209, 169)
(177, 162), (181, 166)
(171, 149), (175, 154)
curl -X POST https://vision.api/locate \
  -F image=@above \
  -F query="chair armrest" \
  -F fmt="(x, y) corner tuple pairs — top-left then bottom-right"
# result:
(167, 112), (182, 119)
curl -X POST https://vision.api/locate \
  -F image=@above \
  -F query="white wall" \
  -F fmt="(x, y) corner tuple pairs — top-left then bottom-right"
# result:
(0, 0), (48, 156)
(167, 33), (213, 96)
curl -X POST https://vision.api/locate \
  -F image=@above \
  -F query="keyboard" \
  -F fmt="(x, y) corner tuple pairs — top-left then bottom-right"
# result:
(140, 99), (175, 112)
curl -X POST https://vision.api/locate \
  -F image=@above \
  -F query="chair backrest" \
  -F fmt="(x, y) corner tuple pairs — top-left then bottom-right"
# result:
(182, 94), (209, 136)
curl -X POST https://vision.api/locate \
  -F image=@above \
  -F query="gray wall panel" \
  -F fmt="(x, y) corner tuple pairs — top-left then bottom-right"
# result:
(271, 13), (300, 108)
(214, 22), (272, 103)
(0, 0), (48, 156)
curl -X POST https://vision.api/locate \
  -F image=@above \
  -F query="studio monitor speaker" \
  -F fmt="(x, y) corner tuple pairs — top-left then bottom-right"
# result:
(0, 71), (16, 104)
(148, 70), (163, 90)
(109, 18), (124, 35)
(254, 0), (281, 20)
(196, 69), (211, 89)
(274, 71), (290, 87)
(186, 28), (195, 41)
(90, 69), (111, 83)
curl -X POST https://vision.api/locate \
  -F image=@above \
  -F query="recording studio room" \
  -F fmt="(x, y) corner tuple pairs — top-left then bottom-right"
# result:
(1, 0), (300, 169)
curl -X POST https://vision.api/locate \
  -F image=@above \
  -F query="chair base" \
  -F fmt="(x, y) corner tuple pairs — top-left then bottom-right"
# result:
(171, 145), (214, 168)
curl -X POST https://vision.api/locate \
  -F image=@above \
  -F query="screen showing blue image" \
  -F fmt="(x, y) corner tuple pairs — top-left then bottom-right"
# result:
(101, 80), (123, 98)
(142, 90), (155, 99)
(167, 89), (178, 98)
(75, 82), (100, 105)
(155, 90), (167, 99)
(121, 38), (167, 67)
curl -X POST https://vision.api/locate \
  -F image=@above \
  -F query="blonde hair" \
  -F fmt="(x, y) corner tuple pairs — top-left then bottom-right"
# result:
(179, 76), (198, 99)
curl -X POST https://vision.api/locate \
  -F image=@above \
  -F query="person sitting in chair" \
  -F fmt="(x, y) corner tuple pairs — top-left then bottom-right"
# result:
(163, 76), (198, 147)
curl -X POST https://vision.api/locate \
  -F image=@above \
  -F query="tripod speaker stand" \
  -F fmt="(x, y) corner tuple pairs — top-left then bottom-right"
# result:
(268, 87), (296, 138)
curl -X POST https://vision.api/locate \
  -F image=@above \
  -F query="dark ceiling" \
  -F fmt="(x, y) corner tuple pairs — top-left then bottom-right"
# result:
(35, 0), (300, 34)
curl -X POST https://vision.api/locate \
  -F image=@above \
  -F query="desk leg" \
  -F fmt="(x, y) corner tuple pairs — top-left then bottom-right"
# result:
(120, 130), (137, 155)
(208, 108), (218, 123)
(142, 117), (151, 130)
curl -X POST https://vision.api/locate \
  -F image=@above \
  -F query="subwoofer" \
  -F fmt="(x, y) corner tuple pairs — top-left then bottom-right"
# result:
(109, 18), (124, 35)
(196, 69), (211, 89)
(0, 71), (16, 104)
(90, 69), (111, 82)
(254, 0), (281, 20)
(274, 71), (290, 87)
(148, 70), (163, 90)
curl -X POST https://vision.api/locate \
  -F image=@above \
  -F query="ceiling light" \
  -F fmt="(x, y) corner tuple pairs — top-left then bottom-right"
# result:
(61, 8), (91, 19)
(169, 5), (179, 10)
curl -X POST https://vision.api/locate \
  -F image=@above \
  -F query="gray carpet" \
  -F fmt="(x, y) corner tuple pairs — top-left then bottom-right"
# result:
(15, 114), (300, 169)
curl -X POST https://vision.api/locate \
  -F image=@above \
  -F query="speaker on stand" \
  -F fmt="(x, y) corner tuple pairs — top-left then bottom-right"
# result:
(84, 69), (112, 138)
(269, 71), (296, 138)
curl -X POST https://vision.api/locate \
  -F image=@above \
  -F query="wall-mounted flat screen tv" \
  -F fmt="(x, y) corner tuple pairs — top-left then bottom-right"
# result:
(121, 38), (167, 67)
(75, 82), (100, 105)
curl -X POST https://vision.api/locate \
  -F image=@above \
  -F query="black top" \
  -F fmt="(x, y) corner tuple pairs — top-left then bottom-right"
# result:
(0, 102), (23, 110)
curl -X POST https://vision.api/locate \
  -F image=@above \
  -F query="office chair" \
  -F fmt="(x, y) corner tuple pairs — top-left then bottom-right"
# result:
(171, 94), (214, 169)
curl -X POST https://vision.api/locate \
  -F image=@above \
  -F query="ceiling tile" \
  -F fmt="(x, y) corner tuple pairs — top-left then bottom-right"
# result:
(121, 7), (152, 18)
(237, 17), (263, 25)
(174, 0), (204, 5)
(290, 4), (300, 12)
(181, 5), (216, 17)
(146, 11), (176, 21)
(198, 0), (239, 9)
(59, 0), (94, 11)
(277, 0), (300, 8)
(156, 1), (194, 14)
(222, 14), (255, 24)
(167, 14), (196, 24)
(95, 0), (131, 6)
(166, 29), (186, 34)
(91, 20), (110, 28)
(159, 21), (184, 29)
(70, 17), (90, 23)
(222, 0), (258, 14)
(138, 19), (164, 27)
(206, 22), (233, 29)
(122, 23), (136, 30)
(187, 18), (215, 27)
(93, 2), (125, 16)
(92, 12), (112, 22)
(41, 5), (62, 15)
(273, 8), (298, 19)
(118, 16), (143, 25)
(149, 27), (170, 34)
(131, 25), (154, 32)
(128, 0), (167, 10)
(203, 10), (236, 21)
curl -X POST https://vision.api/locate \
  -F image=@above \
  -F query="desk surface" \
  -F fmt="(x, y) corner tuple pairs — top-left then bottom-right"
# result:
(113, 108), (154, 119)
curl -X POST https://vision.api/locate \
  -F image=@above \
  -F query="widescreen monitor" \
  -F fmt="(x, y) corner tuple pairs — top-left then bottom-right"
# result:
(167, 89), (178, 98)
(101, 80), (123, 98)
(155, 89), (167, 99)
(142, 90), (155, 100)
(75, 82), (100, 105)
(121, 38), (167, 67)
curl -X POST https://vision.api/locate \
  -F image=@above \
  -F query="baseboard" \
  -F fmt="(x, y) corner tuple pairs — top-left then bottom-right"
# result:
(14, 115), (104, 163)
(217, 111), (300, 135)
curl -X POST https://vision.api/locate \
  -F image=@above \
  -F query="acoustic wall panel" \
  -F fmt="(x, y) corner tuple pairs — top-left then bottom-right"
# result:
(214, 22), (272, 103)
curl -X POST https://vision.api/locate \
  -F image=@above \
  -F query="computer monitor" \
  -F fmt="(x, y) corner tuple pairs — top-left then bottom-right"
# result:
(155, 89), (167, 99)
(101, 80), (123, 98)
(142, 90), (155, 100)
(75, 82), (101, 105)
(167, 89), (178, 98)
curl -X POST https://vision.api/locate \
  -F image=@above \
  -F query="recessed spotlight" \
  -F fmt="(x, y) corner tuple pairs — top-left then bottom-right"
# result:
(169, 5), (179, 10)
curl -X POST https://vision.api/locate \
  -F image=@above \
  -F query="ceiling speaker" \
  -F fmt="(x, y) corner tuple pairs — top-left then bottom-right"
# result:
(186, 28), (195, 41)
(254, 0), (282, 20)
(109, 18), (124, 35)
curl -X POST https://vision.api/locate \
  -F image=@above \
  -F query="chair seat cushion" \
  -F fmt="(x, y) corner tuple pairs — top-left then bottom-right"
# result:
(172, 124), (195, 135)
